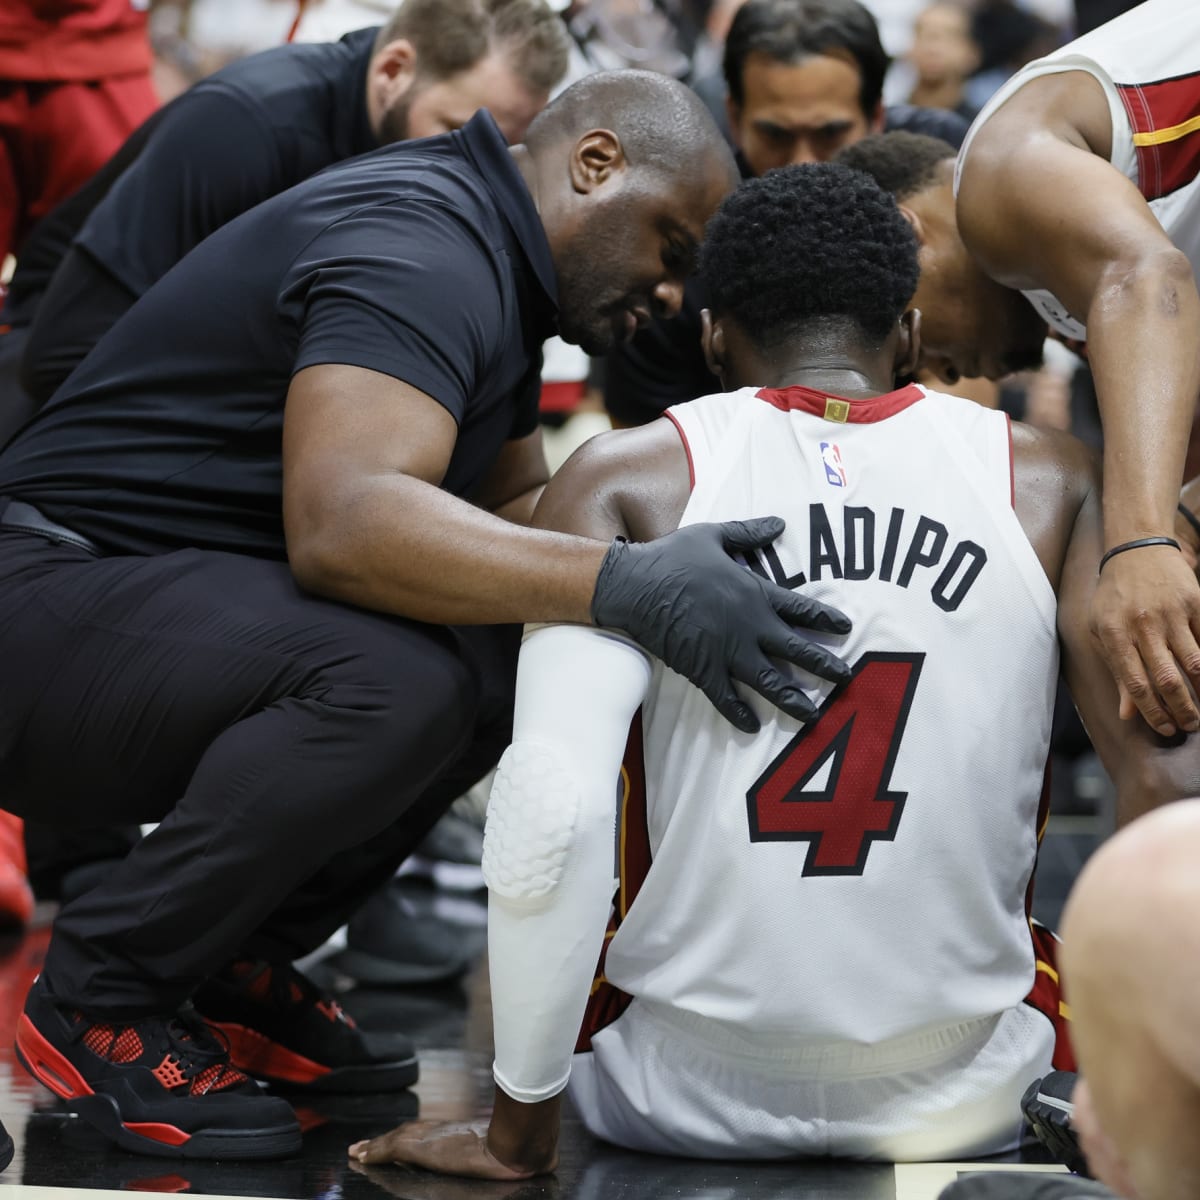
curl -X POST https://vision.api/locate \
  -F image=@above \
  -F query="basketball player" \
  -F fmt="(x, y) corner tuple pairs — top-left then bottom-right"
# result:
(954, 0), (1200, 748)
(348, 163), (1179, 1178)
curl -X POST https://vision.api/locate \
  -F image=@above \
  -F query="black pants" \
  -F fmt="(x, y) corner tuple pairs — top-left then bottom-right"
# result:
(0, 530), (517, 1016)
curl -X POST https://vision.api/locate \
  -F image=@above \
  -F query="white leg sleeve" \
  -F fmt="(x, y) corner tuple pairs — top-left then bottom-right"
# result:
(484, 623), (651, 1104)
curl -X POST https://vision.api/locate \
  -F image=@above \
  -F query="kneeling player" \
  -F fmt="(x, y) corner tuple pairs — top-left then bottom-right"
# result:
(350, 164), (1173, 1176)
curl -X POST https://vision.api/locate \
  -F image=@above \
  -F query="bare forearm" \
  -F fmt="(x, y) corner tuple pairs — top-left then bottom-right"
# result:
(289, 474), (605, 625)
(1088, 251), (1200, 542)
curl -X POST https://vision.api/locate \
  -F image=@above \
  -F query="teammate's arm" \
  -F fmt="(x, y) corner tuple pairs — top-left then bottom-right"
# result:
(958, 70), (1200, 739)
(1056, 456), (1200, 826)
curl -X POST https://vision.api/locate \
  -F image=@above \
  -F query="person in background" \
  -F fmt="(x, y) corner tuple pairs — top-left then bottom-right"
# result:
(8, 0), (569, 417)
(907, 1), (980, 122)
(605, 0), (970, 429)
(0, 0), (158, 270)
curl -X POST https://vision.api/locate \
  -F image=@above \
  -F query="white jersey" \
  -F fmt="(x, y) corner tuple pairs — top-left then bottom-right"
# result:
(957, 0), (1200, 340)
(603, 383), (1058, 1047)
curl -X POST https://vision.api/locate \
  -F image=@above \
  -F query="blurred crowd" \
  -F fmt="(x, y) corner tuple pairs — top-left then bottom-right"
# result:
(144, 0), (1085, 106)
(139, 0), (1118, 447)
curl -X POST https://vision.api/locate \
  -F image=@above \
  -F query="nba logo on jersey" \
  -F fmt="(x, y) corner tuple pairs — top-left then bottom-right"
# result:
(820, 442), (847, 487)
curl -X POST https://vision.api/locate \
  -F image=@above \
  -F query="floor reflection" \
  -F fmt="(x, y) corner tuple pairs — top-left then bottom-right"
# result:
(0, 823), (1093, 1200)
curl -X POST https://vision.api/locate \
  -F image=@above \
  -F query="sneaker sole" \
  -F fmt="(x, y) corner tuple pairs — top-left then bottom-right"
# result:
(209, 1021), (419, 1093)
(1020, 1075), (1090, 1175)
(15, 1017), (302, 1160)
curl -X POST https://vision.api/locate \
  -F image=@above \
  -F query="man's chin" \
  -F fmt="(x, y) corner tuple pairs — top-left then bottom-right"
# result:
(559, 320), (614, 358)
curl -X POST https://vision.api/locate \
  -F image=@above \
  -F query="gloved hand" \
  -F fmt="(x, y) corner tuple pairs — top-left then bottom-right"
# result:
(591, 516), (851, 733)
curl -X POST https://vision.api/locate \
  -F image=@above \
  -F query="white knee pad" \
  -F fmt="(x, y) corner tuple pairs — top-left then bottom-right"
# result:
(482, 740), (580, 909)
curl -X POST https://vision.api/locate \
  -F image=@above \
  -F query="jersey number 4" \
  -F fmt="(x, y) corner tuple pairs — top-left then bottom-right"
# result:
(746, 652), (924, 876)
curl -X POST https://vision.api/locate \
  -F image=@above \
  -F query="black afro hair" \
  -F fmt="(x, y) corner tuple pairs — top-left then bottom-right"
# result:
(700, 162), (919, 349)
(835, 131), (955, 202)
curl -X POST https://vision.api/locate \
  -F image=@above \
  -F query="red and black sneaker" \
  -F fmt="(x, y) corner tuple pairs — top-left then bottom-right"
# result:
(193, 961), (418, 1093)
(15, 977), (301, 1159)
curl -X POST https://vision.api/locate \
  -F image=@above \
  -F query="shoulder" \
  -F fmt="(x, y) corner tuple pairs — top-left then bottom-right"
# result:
(1010, 420), (1099, 589)
(1011, 419), (1098, 498)
(534, 420), (691, 542)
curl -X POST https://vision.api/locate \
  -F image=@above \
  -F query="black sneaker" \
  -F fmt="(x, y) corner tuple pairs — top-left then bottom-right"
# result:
(1021, 1071), (1091, 1175)
(193, 961), (417, 1092)
(0, 1118), (12, 1172)
(333, 878), (479, 986)
(15, 977), (301, 1159)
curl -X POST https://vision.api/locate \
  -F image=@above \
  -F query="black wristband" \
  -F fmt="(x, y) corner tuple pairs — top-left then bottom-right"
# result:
(1098, 536), (1182, 574)
(1178, 502), (1200, 542)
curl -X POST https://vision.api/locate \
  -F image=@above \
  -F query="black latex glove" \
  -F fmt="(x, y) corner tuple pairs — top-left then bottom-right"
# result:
(591, 516), (852, 733)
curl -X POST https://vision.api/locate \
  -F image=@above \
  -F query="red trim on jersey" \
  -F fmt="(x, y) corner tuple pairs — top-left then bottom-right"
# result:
(1006, 412), (1016, 510)
(1020, 766), (1074, 1069)
(576, 714), (652, 1054)
(1117, 71), (1200, 201)
(755, 383), (924, 423)
(664, 410), (696, 491)
(1023, 921), (1076, 1072)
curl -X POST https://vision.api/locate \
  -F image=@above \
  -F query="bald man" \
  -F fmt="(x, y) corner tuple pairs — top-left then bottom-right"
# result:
(0, 71), (849, 1160)
(940, 802), (1200, 1200)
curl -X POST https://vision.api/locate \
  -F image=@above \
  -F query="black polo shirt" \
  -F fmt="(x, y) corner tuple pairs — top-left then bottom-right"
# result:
(603, 104), (971, 426)
(0, 111), (558, 559)
(2, 27), (378, 328)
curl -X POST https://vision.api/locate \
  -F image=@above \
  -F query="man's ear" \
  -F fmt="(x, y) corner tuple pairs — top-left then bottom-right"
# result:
(896, 309), (921, 380)
(868, 100), (886, 134)
(568, 129), (625, 194)
(701, 308), (729, 387)
(370, 38), (418, 104)
(897, 203), (926, 246)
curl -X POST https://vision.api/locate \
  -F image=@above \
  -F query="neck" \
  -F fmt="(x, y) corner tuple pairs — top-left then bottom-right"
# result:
(727, 353), (896, 398)
(908, 79), (964, 111)
(511, 145), (541, 212)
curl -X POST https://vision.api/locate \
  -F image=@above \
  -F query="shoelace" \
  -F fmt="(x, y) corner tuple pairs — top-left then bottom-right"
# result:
(233, 961), (356, 1028)
(76, 1005), (246, 1092)
(156, 1010), (248, 1094)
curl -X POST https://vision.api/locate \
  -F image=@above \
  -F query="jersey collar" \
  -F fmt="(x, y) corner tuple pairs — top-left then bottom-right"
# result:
(755, 382), (925, 424)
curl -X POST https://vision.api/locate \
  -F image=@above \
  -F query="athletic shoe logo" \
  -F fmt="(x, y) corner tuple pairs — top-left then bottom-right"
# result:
(821, 442), (847, 488)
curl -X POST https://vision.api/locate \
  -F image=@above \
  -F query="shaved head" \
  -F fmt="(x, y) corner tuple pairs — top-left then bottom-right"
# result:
(518, 69), (737, 356)
(1062, 800), (1200, 1200)
(526, 69), (737, 186)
